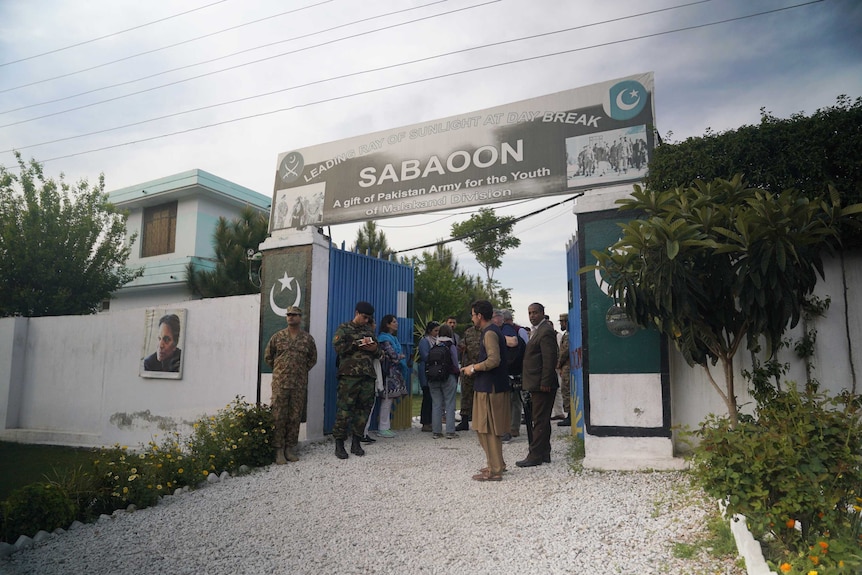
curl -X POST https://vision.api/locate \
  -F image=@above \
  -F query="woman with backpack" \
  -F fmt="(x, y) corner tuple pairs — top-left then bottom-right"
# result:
(428, 323), (461, 439)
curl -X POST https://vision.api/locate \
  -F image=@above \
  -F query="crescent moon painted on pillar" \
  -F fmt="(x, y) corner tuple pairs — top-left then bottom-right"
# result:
(616, 89), (639, 111)
(269, 275), (303, 317)
(595, 267), (612, 296)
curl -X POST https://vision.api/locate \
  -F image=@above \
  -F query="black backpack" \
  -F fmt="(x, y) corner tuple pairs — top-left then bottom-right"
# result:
(425, 342), (452, 382)
(507, 328), (526, 377)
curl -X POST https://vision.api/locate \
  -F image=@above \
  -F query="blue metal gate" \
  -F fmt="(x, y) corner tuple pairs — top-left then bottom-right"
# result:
(566, 236), (585, 439)
(324, 246), (414, 433)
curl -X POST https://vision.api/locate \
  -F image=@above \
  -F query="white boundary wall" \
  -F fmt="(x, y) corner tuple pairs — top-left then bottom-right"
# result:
(0, 295), (273, 449)
(0, 252), (859, 451)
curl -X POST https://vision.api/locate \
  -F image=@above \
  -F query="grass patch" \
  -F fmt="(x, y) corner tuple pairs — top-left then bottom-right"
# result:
(0, 441), (95, 501)
(671, 503), (740, 564)
(410, 391), (462, 418)
(565, 434), (585, 473)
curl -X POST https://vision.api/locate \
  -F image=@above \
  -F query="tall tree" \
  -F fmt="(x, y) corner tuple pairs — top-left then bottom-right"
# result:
(186, 206), (269, 297)
(351, 221), (393, 259)
(0, 153), (142, 317)
(450, 207), (520, 298)
(586, 176), (862, 427)
(412, 244), (473, 322)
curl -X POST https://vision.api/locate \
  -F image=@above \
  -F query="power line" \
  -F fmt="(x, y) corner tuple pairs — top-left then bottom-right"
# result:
(445, 201), (575, 261)
(1, 0), (696, 109)
(0, 0), (495, 127)
(0, 0), (443, 112)
(393, 194), (584, 254)
(0, 0), (337, 96)
(0, 0), (232, 68)
(2, 0), (823, 166)
(0, 0), (716, 148)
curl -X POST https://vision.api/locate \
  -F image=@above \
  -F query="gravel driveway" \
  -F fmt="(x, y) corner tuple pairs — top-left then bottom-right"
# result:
(2, 424), (745, 575)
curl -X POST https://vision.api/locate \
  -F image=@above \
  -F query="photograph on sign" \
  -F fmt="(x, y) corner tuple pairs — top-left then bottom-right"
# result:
(271, 72), (654, 230)
(565, 124), (649, 188)
(272, 184), (325, 230)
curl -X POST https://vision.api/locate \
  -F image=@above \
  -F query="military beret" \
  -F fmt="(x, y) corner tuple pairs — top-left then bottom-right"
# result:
(355, 301), (375, 316)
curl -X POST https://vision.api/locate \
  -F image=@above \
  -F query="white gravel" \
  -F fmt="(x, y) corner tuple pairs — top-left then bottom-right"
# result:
(1, 425), (744, 575)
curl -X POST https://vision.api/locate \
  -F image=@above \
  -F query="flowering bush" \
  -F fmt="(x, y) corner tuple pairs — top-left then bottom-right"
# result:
(2, 396), (273, 543)
(691, 387), (862, 572)
(189, 396), (274, 471)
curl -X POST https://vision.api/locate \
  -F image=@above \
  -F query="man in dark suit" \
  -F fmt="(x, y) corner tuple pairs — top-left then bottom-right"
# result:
(516, 302), (559, 467)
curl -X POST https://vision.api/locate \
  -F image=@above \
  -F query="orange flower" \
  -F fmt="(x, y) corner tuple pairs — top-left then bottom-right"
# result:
(786, 519), (796, 528)
(818, 541), (828, 550)
(779, 563), (792, 573)
(809, 555), (820, 565)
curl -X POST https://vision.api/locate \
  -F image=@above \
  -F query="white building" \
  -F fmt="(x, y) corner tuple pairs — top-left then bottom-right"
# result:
(107, 169), (271, 311)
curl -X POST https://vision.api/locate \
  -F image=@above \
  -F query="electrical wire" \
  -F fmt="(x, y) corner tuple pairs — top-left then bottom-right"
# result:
(4, 0), (822, 167)
(0, 0), (428, 101)
(0, 0), (232, 68)
(0, 0), (496, 125)
(392, 194), (584, 254)
(2, 0), (708, 149)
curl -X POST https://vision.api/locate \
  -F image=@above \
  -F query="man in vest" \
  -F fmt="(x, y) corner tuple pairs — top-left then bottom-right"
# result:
(461, 300), (509, 481)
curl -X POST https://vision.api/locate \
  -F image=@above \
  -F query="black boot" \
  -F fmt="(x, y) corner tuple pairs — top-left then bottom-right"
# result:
(455, 418), (469, 431)
(557, 415), (571, 427)
(350, 435), (366, 456)
(335, 438), (349, 459)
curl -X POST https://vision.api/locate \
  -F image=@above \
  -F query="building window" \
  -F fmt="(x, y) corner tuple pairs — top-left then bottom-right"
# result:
(141, 201), (177, 257)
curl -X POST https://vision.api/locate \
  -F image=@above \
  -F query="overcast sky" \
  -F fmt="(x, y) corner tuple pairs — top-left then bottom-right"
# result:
(1, 0), (860, 326)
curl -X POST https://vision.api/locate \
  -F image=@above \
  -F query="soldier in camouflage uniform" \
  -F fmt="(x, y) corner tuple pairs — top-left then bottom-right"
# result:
(455, 323), (482, 431)
(331, 301), (381, 459)
(556, 313), (572, 427)
(264, 305), (318, 464)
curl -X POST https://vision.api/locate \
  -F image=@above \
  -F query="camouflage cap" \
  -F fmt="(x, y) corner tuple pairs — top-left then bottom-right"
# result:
(559, 312), (568, 320)
(286, 306), (302, 315)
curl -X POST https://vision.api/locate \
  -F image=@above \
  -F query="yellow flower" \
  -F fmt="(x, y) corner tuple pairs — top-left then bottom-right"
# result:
(157, 484), (163, 490)
(807, 571), (818, 575)
(131, 468), (137, 474)
(202, 470), (209, 476)
(122, 487), (129, 494)
(178, 468), (184, 474)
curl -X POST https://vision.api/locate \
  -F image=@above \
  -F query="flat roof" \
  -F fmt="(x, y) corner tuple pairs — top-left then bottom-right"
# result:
(108, 169), (271, 210)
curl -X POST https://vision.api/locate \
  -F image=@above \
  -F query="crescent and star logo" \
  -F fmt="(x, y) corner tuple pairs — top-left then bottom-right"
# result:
(269, 271), (302, 316)
(607, 80), (647, 121)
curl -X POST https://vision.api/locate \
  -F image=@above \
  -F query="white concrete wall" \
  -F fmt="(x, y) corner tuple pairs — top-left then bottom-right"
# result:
(670, 251), (862, 446)
(0, 295), (265, 449)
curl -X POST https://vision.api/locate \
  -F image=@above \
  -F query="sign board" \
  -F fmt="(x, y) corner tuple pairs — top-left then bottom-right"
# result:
(271, 72), (655, 230)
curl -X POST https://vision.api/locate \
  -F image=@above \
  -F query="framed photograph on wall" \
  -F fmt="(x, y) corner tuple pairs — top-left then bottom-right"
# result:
(140, 308), (187, 379)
